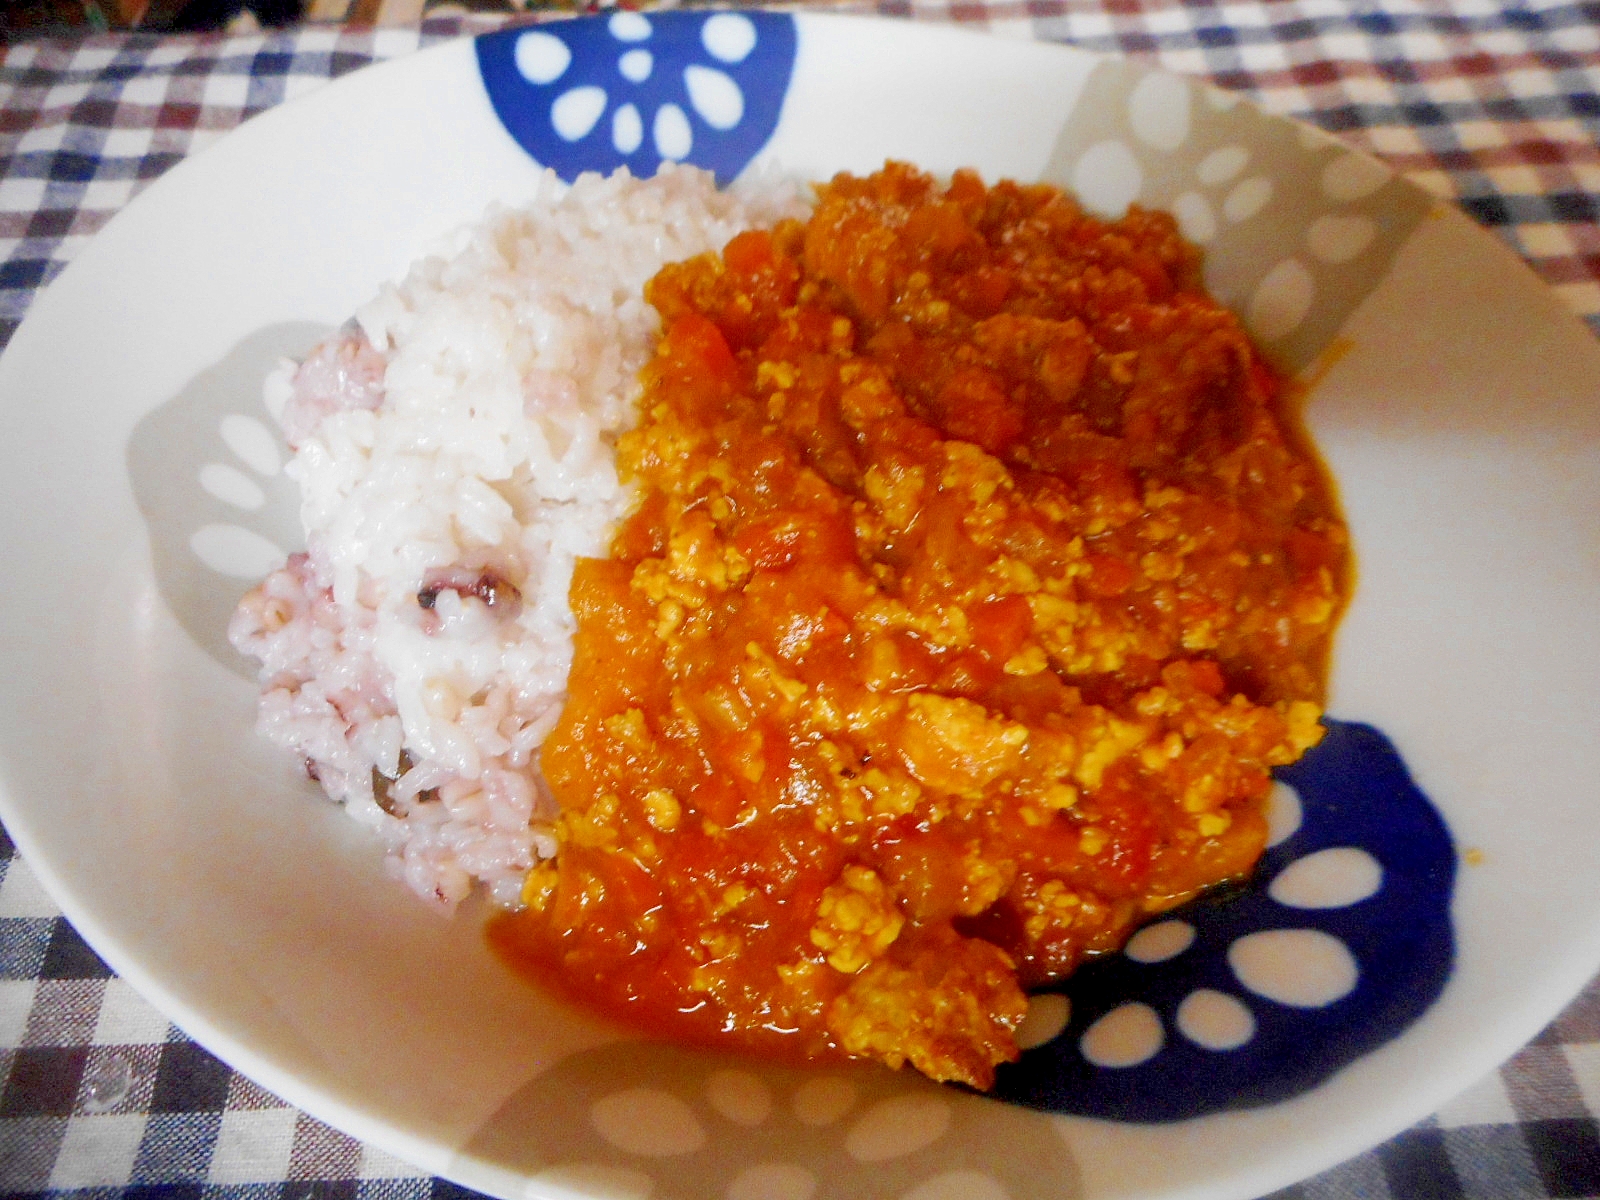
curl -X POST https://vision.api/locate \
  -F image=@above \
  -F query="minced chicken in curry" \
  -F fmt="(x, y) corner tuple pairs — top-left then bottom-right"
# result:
(491, 163), (1348, 1090)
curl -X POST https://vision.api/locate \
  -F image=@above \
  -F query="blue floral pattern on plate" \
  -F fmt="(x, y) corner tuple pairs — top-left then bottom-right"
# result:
(475, 12), (797, 185)
(994, 719), (1456, 1121)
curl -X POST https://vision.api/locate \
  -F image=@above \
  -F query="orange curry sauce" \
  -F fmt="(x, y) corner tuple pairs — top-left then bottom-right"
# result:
(490, 164), (1348, 1089)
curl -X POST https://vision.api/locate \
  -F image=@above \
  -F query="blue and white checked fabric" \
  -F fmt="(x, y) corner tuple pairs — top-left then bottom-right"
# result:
(2, 3), (1599, 1197)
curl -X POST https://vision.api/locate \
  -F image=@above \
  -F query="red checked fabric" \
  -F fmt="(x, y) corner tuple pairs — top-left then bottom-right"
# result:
(2, 3), (1599, 1197)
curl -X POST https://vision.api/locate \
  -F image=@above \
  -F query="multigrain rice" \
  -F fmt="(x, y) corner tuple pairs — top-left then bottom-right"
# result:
(229, 165), (805, 910)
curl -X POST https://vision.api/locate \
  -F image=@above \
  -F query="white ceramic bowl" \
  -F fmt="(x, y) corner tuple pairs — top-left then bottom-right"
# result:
(2, 14), (1598, 1200)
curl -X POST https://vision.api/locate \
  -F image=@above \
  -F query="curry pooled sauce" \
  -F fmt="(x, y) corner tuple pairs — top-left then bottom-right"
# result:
(490, 163), (1349, 1089)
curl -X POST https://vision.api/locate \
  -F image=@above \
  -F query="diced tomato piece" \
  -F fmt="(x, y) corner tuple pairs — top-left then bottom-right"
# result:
(665, 312), (737, 382)
(1082, 552), (1135, 598)
(723, 229), (775, 277)
(936, 365), (1024, 453)
(970, 594), (1034, 663)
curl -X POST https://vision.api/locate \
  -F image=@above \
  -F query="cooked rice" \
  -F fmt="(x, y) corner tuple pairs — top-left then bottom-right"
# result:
(229, 165), (805, 910)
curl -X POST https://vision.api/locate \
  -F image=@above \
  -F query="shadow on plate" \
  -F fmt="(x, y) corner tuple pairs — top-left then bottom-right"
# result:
(456, 1039), (1082, 1200)
(126, 321), (320, 674)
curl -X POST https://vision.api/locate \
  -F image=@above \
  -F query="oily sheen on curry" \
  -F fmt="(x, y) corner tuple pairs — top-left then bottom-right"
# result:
(494, 164), (1348, 1090)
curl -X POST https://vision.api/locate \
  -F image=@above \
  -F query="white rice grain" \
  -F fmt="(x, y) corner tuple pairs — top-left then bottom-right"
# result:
(230, 165), (805, 910)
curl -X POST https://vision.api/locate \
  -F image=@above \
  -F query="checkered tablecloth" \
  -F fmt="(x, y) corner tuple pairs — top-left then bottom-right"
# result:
(2, 2), (1599, 1196)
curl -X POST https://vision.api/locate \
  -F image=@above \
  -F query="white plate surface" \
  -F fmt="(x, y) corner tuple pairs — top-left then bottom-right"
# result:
(1, 14), (1598, 1200)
